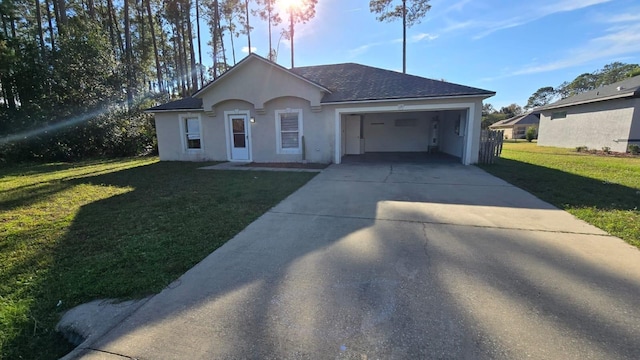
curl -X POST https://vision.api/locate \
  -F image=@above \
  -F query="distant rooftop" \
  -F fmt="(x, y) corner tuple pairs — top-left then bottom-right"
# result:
(490, 112), (540, 128)
(539, 75), (640, 111)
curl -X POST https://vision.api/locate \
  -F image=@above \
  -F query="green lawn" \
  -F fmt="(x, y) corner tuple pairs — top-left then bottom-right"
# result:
(480, 142), (640, 248)
(0, 158), (316, 359)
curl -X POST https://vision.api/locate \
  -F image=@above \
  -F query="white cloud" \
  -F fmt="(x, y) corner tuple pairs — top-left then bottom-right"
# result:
(601, 11), (640, 23)
(510, 23), (640, 76)
(441, 0), (613, 39)
(411, 33), (439, 42)
(349, 33), (438, 58)
(540, 0), (613, 14)
(442, 0), (472, 14)
(241, 46), (258, 53)
(348, 42), (385, 58)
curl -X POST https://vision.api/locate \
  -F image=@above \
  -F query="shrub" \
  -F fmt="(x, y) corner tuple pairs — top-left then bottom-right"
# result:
(576, 146), (588, 152)
(525, 126), (537, 142)
(629, 144), (640, 155)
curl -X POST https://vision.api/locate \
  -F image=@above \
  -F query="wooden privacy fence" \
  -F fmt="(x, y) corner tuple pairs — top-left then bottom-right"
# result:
(479, 130), (504, 164)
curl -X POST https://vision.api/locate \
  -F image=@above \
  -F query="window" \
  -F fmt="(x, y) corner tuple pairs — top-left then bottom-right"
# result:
(275, 109), (303, 154)
(182, 116), (202, 151)
(551, 111), (567, 120)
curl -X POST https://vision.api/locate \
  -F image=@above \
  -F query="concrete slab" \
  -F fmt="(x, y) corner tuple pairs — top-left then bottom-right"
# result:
(200, 162), (323, 172)
(75, 162), (640, 359)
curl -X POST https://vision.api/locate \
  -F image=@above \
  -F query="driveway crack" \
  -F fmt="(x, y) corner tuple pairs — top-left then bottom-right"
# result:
(383, 164), (393, 183)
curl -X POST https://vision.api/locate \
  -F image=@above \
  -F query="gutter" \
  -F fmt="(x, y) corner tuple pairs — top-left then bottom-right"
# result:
(540, 91), (637, 111)
(144, 108), (204, 114)
(320, 93), (496, 106)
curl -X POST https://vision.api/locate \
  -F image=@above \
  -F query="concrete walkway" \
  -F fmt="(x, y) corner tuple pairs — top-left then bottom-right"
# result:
(75, 163), (640, 359)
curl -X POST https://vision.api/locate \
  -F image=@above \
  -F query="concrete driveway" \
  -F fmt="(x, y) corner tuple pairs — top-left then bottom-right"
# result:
(77, 162), (640, 359)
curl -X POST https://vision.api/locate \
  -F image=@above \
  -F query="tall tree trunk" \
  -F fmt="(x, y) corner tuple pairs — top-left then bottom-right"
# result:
(179, 5), (191, 93)
(174, 23), (186, 96)
(107, 0), (124, 56)
(124, 0), (134, 105)
(159, 15), (171, 93)
(195, 0), (203, 85)
(186, 2), (198, 90)
(267, 6), (272, 60)
(34, 0), (46, 60)
(0, 17), (16, 110)
(245, 0), (251, 53)
(87, 0), (95, 19)
(57, 0), (67, 32)
(289, 10), (294, 68)
(211, 0), (219, 78)
(218, 21), (226, 70)
(146, 0), (163, 92)
(106, 0), (116, 54)
(402, 0), (406, 73)
(44, 0), (55, 51)
(229, 23), (236, 64)
(137, 0), (146, 71)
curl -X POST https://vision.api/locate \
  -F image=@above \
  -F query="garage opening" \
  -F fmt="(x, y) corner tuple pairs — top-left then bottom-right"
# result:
(340, 109), (468, 164)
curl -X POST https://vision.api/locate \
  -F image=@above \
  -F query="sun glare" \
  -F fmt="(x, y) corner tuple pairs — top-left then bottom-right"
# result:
(277, 0), (302, 10)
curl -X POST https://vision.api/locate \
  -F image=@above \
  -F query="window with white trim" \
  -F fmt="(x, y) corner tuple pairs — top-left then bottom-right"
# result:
(275, 109), (303, 154)
(183, 116), (202, 150)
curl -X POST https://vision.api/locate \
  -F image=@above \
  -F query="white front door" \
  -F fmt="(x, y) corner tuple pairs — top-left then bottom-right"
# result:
(229, 115), (250, 160)
(345, 115), (361, 155)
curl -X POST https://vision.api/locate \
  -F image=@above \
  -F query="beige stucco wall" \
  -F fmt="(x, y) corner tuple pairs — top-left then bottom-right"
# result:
(154, 111), (227, 161)
(200, 57), (325, 114)
(538, 98), (638, 152)
(249, 97), (333, 163)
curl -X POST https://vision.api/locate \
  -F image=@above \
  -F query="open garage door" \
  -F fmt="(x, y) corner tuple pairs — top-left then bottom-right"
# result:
(340, 109), (468, 163)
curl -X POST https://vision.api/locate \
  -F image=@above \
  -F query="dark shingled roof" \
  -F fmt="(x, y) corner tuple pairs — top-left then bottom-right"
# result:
(290, 63), (494, 103)
(539, 75), (640, 111)
(490, 112), (540, 128)
(148, 58), (495, 111)
(147, 97), (203, 111)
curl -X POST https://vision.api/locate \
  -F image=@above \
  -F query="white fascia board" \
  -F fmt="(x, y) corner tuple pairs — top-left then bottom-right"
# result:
(321, 93), (494, 106)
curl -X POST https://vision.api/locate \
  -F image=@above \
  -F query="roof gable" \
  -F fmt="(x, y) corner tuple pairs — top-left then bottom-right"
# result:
(147, 56), (496, 112)
(290, 63), (495, 103)
(147, 97), (202, 112)
(489, 113), (540, 128)
(540, 75), (640, 111)
(193, 53), (330, 98)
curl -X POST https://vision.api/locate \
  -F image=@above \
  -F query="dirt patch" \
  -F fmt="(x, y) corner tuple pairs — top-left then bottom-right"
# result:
(243, 162), (329, 169)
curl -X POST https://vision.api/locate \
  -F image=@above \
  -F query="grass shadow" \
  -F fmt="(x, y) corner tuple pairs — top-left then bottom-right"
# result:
(1, 160), (316, 359)
(480, 157), (640, 246)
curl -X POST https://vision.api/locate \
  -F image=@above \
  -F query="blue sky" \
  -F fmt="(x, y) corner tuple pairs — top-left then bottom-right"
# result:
(207, 0), (640, 109)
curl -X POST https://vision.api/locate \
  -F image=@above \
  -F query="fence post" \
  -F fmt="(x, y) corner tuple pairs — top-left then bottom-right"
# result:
(479, 129), (504, 164)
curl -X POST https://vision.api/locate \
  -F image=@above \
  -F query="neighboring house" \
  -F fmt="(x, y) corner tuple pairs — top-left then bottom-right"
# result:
(489, 112), (540, 139)
(537, 75), (640, 152)
(147, 54), (495, 165)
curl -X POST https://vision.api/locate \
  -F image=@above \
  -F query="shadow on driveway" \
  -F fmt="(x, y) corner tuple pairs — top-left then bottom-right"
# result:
(51, 161), (640, 359)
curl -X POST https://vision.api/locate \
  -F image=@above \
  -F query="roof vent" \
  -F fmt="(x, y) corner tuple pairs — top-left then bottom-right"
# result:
(617, 86), (624, 91)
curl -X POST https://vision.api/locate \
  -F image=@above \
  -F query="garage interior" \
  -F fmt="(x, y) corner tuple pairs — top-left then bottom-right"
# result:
(340, 110), (468, 163)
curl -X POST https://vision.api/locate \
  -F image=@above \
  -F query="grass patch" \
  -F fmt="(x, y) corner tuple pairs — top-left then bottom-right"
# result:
(480, 142), (640, 248)
(0, 157), (316, 359)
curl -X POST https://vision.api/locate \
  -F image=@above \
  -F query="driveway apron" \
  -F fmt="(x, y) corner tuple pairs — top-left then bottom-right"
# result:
(79, 163), (640, 360)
